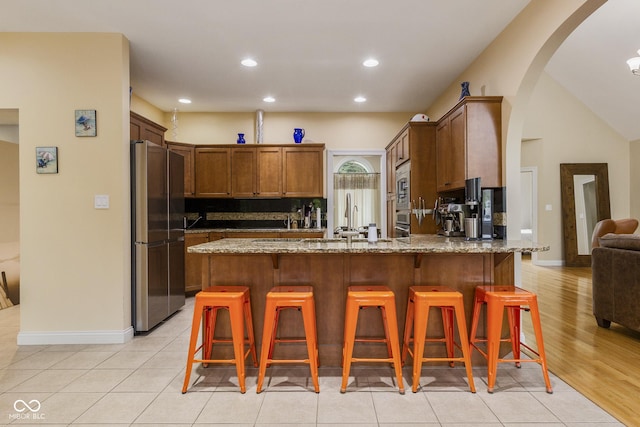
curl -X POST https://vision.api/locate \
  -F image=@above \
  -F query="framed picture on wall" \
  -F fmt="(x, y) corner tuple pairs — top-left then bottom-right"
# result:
(36, 146), (58, 174)
(75, 109), (97, 137)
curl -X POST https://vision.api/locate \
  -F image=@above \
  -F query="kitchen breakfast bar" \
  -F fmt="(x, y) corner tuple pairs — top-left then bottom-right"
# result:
(188, 235), (548, 367)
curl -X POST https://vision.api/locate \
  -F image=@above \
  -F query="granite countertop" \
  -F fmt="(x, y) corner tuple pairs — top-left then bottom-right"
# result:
(185, 228), (326, 234)
(187, 234), (549, 255)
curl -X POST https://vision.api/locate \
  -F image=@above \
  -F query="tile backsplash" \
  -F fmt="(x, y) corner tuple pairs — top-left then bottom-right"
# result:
(185, 198), (327, 229)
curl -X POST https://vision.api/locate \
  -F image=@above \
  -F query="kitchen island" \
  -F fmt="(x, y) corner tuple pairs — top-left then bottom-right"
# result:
(188, 235), (548, 365)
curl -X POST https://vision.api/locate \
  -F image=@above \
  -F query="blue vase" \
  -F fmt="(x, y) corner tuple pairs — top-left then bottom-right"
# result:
(237, 133), (245, 144)
(293, 128), (305, 144)
(459, 81), (470, 100)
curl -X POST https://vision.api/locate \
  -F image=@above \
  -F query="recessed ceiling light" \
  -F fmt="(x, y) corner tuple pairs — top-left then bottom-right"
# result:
(354, 96), (367, 103)
(241, 58), (258, 67)
(178, 98), (192, 104)
(263, 96), (275, 103)
(363, 58), (379, 67)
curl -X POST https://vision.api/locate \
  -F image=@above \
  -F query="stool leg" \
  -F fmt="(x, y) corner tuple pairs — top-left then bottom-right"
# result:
(257, 298), (277, 393)
(243, 294), (258, 367)
(340, 297), (358, 393)
(468, 290), (483, 354)
(382, 300), (405, 394)
(486, 295), (504, 393)
(441, 306), (455, 367)
(229, 299), (247, 393)
(301, 298), (320, 393)
(379, 306), (394, 359)
(528, 298), (553, 393)
(182, 298), (204, 394)
(410, 300), (429, 393)
(452, 298), (476, 393)
(507, 306), (522, 367)
(202, 306), (219, 364)
(401, 295), (415, 365)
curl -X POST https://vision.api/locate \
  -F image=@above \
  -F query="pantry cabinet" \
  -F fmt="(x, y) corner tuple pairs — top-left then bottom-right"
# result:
(385, 122), (438, 237)
(435, 96), (502, 192)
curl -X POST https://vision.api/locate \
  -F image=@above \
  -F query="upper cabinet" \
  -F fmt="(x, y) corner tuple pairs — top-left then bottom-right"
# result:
(194, 147), (231, 197)
(282, 145), (324, 198)
(191, 144), (324, 198)
(166, 141), (195, 197)
(435, 96), (502, 192)
(231, 146), (284, 198)
(130, 111), (166, 146)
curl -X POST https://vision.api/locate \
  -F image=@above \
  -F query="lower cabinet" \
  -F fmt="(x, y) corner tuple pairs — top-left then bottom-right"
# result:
(184, 232), (209, 294)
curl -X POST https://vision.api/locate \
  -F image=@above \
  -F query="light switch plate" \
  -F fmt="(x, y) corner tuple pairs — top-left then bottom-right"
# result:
(95, 194), (110, 209)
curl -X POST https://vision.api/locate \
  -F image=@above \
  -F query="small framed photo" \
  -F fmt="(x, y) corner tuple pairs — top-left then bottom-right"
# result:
(75, 109), (97, 137)
(36, 147), (58, 174)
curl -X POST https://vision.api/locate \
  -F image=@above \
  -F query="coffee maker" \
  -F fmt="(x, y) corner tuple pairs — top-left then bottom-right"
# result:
(464, 177), (493, 240)
(436, 202), (468, 237)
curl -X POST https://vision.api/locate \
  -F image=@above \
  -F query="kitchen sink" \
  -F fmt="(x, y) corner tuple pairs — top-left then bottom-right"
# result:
(252, 238), (303, 243)
(303, 238), (392, 243)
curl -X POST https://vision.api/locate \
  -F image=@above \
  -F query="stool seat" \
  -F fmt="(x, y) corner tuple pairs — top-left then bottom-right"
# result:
(469, 285), (552, 393)
(401, 286), (475, 393)
(256, 285), (320, 393)
(341, 285), (405, 394)
(182, 285), (257, 394)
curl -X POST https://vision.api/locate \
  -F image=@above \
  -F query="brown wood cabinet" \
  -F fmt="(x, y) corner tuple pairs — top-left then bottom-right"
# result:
(194, 147), (231, 197)
(191, 144), (323, 198)
(283, 145), (324, 197)
(231, 146), (283, 197)
(386, 122), (438, 236)
(256, 146), (283, 197)
(130, 111), (166, 146)
(184, 232), (209, 293)
(231, 146), (257, 198)
(435, 96), (502, 192)
(166, 141), (195, 197)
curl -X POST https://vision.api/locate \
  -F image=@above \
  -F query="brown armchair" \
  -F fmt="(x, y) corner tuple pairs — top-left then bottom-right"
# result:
(591, 218), (639, 249)
(591, 218), (640, 330)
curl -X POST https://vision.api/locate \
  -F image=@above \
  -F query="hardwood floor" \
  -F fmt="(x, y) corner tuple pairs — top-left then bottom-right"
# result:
(521, 256), (640, 427)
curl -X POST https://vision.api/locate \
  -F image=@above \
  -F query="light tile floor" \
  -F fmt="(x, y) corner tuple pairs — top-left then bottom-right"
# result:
(0, 298), (623, 426)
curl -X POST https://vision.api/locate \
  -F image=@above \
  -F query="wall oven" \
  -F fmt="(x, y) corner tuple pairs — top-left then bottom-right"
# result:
(395, 161), (410, 211)
(395, 210), (411, 237)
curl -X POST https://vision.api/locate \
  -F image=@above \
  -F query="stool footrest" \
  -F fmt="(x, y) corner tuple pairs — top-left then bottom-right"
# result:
(350, 357), (396, 363)
(354, 337), (388, 344)
(265, 358), (311, 365)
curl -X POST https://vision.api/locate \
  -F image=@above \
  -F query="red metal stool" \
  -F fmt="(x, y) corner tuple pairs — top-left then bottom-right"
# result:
(182, 285), (258, 394)
(256, 286), (320, 393)
(401, 286), (475, 393)
(341, 285), (405, 394)
(469, 285), (553, 393)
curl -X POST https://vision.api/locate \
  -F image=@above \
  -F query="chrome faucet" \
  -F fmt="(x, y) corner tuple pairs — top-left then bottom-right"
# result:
(343, 193), (359, 244)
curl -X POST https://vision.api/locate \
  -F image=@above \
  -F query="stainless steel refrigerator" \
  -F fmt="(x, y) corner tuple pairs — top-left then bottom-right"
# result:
(131, 140), (185, 332)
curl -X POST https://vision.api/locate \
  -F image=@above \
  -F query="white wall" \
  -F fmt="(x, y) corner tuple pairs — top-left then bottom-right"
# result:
(522, 72), (630, 264)
(1, 33), (132, 343)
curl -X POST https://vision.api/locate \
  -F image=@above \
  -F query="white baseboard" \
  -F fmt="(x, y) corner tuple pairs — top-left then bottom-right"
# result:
(533, 259), (565, 267)
(17, 327), (134, 345)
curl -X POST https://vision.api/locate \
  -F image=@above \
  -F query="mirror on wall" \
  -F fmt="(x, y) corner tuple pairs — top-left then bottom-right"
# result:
(560, 163), (610, 267)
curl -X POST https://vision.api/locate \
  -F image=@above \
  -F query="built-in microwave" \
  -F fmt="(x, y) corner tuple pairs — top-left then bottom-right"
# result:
(395, 161), (410, 211)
